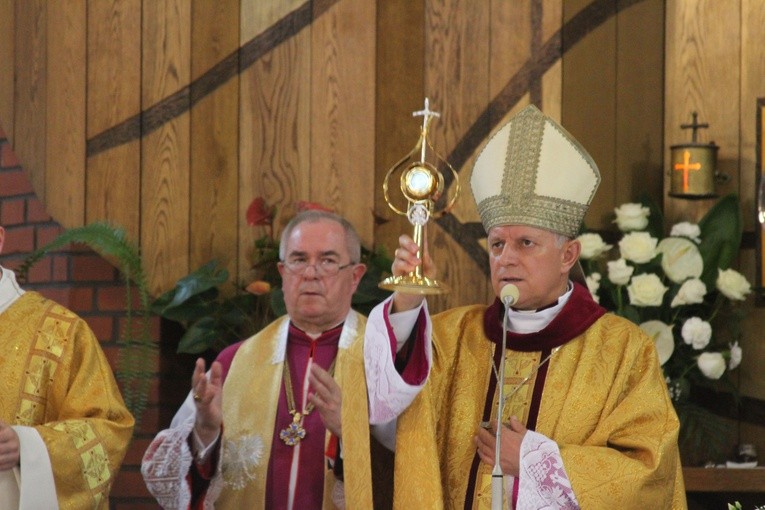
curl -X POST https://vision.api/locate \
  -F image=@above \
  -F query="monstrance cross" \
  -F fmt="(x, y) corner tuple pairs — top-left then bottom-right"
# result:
(413, 98), (441, 162)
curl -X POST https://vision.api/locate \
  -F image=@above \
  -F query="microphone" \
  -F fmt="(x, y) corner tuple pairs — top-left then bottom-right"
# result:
(500, 283), (519, 307)
(492, 283), (519, 509)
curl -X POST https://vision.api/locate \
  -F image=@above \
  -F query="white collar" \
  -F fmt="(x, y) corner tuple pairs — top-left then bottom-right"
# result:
(0, 266), (26, 315)
(505, 282), (573, 334)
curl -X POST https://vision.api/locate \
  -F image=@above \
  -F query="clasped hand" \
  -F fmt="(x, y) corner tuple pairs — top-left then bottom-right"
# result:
(0, 420), (20, 471)
(473, 416), (528, 477)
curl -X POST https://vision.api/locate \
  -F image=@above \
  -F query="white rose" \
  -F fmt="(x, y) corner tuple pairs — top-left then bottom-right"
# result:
(670, 278), (707, 307)
(729, 341), (742, 370)
(697, 352), (726, 380)
(613, 203), (650, 232)
(657, 237), (704, 283)
(640, 320), (674, 365)
(577, 233), (613, 259)
(618, 232), (658, 264)
(716, 268), (752, 301)
(681, 317), (712, 349)
(669, 221), (701, 243)
(627, 273), (668, 307)
(585, 273), (601, 302)
(607, 259), (634, 286)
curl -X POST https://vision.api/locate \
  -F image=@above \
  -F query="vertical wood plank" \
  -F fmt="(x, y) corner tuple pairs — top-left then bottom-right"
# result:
(13, 0), (46, 199)
(239, 10), (310, 279)
(740, 0), (765, 232)
(240, 0), (304, 43)
(664, 0), (740, 224)
(540, 0), (563, 121)
(310, 0), (376, 248)
(424, 0), (490, 311)
(45, 0), (86, 227)
(86, 0), (142, 239)
(141, 0), (192, 295)
(562, 0), (616, 230)
(374, 0), (425, 262)
(615, 0), (664, 210)
(190, 0), (240, 286)
(0, 0), (13, 135)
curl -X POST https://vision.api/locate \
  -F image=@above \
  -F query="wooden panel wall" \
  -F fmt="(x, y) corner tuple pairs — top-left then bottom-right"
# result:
(562, 0), (665, 229)
(0, 0), (13, 136)
(141, 0), (192, 295)
(86, 0), (141, 239)
(190, 0), (240, 287)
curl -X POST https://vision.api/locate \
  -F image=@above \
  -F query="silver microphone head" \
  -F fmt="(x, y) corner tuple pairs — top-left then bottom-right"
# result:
(500, 284), (519, 307)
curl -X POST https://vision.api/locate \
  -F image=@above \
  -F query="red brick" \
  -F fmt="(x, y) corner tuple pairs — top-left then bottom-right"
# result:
(72, 253), (118, 281)
(0, 142), (19, 168)
(26, 255), (53, 283)
(123, 438), (152, 466)
(110, 469), (153, 499)
(26, 197), (51, 222)
(3, 225), (34, 253)
(110, 501), (161, 510)
(98, 285), (143, 311)
(0, 170), (32, 195)
(0, 198), (25, 225)
(101, 344), (121, 369)
(82, 315), (115, 341)
(66, 286), (94, 312)
(38, 288), (71, 307)
(35, 224), (65, 249)
(52, 255), (69, 280)
(134, 406), (161, 436)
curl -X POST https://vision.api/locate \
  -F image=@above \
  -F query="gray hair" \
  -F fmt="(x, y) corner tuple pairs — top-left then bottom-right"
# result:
(279, 210), (362, 263)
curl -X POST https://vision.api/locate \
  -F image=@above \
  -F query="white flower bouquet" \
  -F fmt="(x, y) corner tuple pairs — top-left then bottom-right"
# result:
(579, 194), (752, 463)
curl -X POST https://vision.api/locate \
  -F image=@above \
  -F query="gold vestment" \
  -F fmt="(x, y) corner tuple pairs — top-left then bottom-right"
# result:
(0, 292), (134, 508)
(391, 305), (686, 509)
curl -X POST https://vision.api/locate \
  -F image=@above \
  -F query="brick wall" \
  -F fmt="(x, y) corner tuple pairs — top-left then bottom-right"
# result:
(0, 127), (189, 509)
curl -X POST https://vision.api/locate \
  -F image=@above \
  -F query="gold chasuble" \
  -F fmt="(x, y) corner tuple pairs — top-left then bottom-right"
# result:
(391, 286), (686, 509)
(0, 292), (134, 508)
(216, 313), (374, 508)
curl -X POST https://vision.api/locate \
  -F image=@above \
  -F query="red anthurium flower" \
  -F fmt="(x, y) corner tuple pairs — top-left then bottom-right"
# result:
(247, 197), (274, 226)
(296, 200), (333, 213)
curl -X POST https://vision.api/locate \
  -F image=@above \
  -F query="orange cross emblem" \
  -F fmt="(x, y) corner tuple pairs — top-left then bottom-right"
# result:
(673, 150), (702, 191)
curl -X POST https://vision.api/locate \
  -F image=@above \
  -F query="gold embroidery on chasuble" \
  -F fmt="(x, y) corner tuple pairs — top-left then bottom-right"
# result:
(473, 350), (542, 510)
(16, 304), (73, 425)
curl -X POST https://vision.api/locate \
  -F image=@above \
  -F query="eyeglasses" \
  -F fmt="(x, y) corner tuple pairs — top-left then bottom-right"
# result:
(280, 258), (356, 277)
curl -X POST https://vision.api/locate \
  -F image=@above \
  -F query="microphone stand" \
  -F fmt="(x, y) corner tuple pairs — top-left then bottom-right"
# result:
(492, 285), (518, 510)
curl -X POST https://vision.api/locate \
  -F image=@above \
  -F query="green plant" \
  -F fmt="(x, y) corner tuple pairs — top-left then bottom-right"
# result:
(18, 222), (154, 427)
(578, 193), (752, 465)
(153, 198), (394, 354)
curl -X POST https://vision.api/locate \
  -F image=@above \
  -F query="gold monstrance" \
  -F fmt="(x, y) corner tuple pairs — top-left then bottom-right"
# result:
(379, 98), (460, 294)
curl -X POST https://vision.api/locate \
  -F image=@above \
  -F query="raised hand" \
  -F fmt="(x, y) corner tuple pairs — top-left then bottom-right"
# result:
(191, 358), (223, 446)
(391, 234), (436, 312)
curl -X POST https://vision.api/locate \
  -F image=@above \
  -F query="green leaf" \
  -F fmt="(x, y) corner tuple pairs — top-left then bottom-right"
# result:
(177, 317), (219, 354)
(152, 260), (228, 313)
(270, 287), (287, 316)
(151, 288), (220, 322)
(698, 194), (742, 288)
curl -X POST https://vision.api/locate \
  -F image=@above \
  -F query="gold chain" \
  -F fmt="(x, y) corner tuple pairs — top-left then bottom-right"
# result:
(279, 356), (337, 446)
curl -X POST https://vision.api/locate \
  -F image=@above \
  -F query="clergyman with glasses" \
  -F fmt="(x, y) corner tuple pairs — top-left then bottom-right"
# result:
(142, 210), (375, 509)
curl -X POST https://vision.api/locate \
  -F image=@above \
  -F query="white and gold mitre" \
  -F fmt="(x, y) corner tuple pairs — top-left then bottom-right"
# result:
(470, 104), (600, 238)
